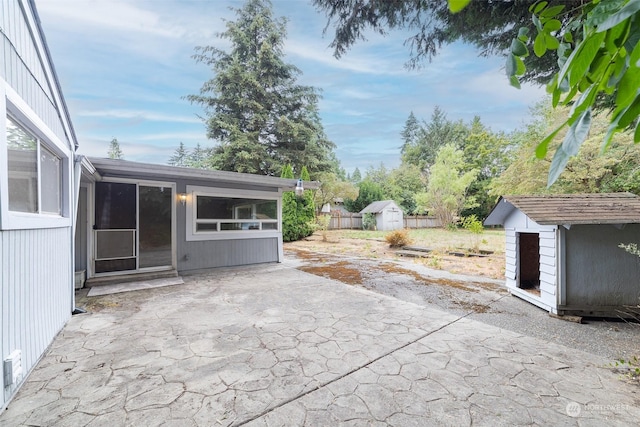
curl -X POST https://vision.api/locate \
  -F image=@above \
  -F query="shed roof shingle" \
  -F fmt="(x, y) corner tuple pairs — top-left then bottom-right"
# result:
(360, 200), (399, 214)
(484, 193), (640, 226)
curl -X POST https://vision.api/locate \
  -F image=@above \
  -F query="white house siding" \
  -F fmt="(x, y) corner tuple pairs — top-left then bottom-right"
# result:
(1, 228), (72, 411)
(0, 0), (66, 143)
(563, 224), (640, 311)
(1, 0), (76, 412)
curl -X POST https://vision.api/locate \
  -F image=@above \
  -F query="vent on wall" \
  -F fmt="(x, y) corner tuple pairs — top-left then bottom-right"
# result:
(3, 350), (23, 388)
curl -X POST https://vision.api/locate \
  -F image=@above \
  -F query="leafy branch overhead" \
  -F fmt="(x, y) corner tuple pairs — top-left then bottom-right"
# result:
(500, 0), (640, 186)
(316, 0), (640, 187)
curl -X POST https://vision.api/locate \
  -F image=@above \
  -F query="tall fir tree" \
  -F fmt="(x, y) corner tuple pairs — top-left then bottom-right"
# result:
(107, 138), (124, 160)
(187, 143), (207, 169)
(187, 0), (335, 176)
(168, 142), (189, 167)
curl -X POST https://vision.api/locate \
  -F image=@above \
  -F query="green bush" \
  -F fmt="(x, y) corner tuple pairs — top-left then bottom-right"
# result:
(362, 212), (377, 230)
(281, 165), (315, 242)
(461, 215), (484, 234)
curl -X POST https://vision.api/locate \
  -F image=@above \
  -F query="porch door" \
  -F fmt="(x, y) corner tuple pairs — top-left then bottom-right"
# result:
(94, 182), (173, 274)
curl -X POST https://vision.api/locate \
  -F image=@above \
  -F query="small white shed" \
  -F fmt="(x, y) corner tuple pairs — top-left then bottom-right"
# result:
(360, 200), (403, 231)
(485, 193), (640, 317)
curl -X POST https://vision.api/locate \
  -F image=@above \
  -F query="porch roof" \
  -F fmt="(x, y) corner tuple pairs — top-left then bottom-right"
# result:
(484, 193), (640, 226)
(82, 157), (320, 191)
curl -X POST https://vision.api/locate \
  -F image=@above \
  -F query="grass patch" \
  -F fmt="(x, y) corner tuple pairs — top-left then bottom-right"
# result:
(332, 228), (505, 253)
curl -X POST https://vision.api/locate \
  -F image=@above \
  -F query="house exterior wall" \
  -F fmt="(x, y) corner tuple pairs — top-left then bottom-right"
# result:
(175, 179), (282, 273)
(503, 209), (558, 312)
(1, 0), (76, 412)
(563, 224), (640, 312)
(0, 0), (66, 144)
(1, 228), (72, 410)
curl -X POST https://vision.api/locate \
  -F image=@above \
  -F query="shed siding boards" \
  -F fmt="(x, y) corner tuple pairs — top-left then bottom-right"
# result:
(486, 193), (640, 316)
(502, 209), (557, 312)
(1, 228), (72, 411)
(0, 0), (66, 143)
(360, 201), (403, 231)
(564, 224), (640, 309)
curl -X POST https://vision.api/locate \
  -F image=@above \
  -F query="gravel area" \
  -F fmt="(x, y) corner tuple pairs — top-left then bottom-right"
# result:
(286, 248), (640, 363)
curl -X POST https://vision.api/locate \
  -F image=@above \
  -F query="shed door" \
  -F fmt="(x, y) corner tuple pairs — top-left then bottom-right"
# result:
(518, 232), (540, 292)
(94, 183), (173, 274)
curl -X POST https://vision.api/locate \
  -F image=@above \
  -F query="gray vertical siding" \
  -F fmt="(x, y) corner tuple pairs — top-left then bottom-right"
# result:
(0, 0), (66, 142)
(174, 179), (282, 272)
(179, 238), (279, 272)
(1, 227), (72, 411)
(564, 224), (640, 308)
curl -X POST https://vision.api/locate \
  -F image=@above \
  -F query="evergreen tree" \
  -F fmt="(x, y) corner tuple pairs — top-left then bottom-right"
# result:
(188, 0), (336, 176)
(107, 138), (124, 160)
(401, 106), (468, 172)
(281, 164), (315, 242)
(459, 116), (512, 218)
(168, 142), (189, 167)
(344, 179), (384, 213)
(400, 112), (422, 153)
(350, 167), (362, 184)
(313, 0), (578, 84)
(187, 143), (207, 169)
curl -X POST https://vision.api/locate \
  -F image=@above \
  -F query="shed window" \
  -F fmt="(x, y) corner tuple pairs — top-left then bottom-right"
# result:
(6, 117), (62, 215)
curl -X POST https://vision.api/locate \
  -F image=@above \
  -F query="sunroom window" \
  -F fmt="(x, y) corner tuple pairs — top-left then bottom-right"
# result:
(195, 195), (278, 233)
(6, 116), (62, 215)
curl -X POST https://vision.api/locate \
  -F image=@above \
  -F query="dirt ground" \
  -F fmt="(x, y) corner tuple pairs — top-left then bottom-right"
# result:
(284, 231), (640, 365)
(285, 231), (505, 279)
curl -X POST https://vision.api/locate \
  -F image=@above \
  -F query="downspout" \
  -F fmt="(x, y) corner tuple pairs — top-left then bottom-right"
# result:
(71, 155), (83, 313)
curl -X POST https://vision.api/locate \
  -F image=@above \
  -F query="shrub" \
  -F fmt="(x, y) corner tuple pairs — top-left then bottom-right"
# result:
(461, 215), (484, 234)
(316, 214), (331, 242)
(385, 229), (413, 248)
(362, 212), (377, 230)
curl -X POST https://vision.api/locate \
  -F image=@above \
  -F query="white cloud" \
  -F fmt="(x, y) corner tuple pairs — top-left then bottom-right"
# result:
(37, 0), (181, 38)
(134, 131), (206, 142)
(286, 39), (406, 75)
(78, 109), (201, 124)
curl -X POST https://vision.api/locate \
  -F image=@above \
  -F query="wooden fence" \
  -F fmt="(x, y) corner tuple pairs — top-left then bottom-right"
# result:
(328, 213), (362, 230)
(327, 213), (440, 230)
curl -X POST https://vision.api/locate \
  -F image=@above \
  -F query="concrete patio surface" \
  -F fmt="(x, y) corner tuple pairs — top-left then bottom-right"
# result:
(1, 263), (639, 426)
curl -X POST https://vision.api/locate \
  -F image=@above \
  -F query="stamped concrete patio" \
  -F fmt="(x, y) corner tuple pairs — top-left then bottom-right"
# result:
(1, 263), (639, 426)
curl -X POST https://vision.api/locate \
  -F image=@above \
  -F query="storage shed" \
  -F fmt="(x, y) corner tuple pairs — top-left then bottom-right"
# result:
(360, 200), (403, 231)
(485, 193), (640, 317)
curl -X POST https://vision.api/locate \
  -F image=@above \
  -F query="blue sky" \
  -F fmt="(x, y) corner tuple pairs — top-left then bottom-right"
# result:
(37, 0), (545, 173)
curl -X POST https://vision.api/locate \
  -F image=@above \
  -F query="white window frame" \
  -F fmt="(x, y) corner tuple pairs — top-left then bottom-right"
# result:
(90, 177), (177, 277)
(185, 185), (282, 242)
(0, 85), (72, 230)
